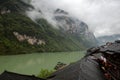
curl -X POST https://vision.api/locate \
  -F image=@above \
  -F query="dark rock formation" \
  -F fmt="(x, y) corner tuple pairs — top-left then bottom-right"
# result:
(0, 71), (45, 80)
(48, 55), (106, 80)
(54, 62), (67, 70)
(48, 40), (120, 80)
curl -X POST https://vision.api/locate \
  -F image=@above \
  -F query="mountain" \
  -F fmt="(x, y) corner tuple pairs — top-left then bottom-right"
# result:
(97, 34), (120, 45)
(54, 9), (97, 47)
(0, 0), (97, 55)
(0, 0), (33, 14)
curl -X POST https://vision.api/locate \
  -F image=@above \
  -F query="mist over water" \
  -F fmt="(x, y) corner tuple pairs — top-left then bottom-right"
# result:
(27, 0), (120, 37)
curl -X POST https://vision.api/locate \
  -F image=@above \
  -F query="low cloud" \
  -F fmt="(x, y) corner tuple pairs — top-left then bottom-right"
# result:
(27, 0), (120, 37)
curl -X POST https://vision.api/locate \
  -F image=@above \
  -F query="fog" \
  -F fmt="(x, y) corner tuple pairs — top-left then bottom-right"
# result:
(27, 0), (120, 37)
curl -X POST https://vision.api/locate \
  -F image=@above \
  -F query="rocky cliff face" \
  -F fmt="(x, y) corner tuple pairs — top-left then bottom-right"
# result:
(53, 9), (97, 47)
(54, 9), (88, 34)
(13, 32), (46, 45)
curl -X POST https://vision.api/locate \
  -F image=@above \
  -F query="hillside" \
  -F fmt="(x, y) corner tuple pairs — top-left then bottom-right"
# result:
(0, 0), (97, 55)
(0, 0), (33, 13)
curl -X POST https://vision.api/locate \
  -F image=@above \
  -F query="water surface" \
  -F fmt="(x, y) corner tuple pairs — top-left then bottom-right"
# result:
(0, 51), (85, 75)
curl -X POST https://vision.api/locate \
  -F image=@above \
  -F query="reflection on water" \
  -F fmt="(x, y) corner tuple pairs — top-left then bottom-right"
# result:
(0, 51), (85, 75)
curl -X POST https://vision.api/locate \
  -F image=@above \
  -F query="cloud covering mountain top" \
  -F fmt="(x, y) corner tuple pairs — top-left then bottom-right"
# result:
(28, 0), (120, 37)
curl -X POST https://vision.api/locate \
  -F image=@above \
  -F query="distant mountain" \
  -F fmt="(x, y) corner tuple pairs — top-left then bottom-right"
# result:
(97, 34), (120, 45)
(0, 0), (97, 55)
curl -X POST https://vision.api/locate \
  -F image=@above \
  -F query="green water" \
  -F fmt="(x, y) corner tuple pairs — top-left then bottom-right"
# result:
(0, 51), (85, 75)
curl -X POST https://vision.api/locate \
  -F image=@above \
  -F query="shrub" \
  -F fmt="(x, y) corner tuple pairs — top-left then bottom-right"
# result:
(38, 69), (54, 79)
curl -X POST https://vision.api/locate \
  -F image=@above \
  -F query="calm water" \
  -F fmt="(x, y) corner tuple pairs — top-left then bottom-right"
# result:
(0, 51), (85, 75)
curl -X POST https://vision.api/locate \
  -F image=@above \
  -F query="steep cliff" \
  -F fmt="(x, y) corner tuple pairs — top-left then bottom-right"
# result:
(54, 9), (97, 47)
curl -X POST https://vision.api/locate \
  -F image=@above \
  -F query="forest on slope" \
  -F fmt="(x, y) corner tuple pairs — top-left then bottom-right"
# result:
(0, 0), (97, 55)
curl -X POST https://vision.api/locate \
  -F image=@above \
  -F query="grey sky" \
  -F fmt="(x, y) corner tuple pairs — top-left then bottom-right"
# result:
(29, 0), (120, 37)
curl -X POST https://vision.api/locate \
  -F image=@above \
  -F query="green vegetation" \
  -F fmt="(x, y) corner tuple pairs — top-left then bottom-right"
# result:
(0, 13), (87, 55)
(0, 13), (46, 55)
(0, 0), (33, 13)
(38, 69), (54, 79)
(0, 0), (95, 55)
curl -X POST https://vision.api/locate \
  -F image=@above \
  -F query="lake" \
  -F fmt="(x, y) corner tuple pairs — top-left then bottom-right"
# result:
(0, 51), (85, 75)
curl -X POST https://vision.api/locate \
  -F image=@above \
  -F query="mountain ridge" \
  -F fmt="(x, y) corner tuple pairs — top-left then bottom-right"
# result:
(0, 0), (97, 55)
(97, 34), (120, 45)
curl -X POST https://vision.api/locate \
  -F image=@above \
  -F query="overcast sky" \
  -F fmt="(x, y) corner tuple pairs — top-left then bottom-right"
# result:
(30, 0), (120, 37)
